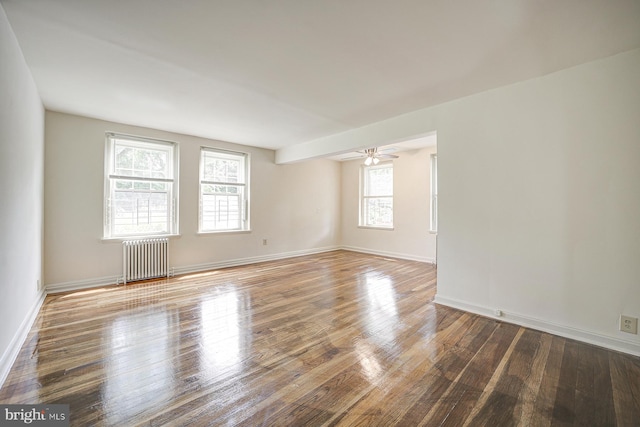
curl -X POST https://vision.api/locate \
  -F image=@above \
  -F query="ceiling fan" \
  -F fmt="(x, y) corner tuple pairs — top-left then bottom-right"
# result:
(360, 147), (399, 165)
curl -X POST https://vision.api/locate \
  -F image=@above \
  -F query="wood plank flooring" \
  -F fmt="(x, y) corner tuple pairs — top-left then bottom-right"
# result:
(1, 250), (639, 426)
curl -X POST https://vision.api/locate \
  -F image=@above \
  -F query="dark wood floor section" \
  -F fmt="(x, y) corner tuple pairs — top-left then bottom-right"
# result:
(1, 251), (639, 426)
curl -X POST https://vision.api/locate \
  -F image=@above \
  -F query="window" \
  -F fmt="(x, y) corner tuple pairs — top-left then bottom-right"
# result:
(430, 153), (438, 232)
(199, 147), (249, 232)
(104, 133), (179, 239)
(360, 162), (393, 228)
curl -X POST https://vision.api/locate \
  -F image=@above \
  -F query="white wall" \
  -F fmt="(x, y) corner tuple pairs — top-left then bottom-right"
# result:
(341, 146), (437, 262)
(44, 111), (341, 290)
(435, 49), (640, 354)
(278, 48), (640, 355)
(0, 5), (45, 383)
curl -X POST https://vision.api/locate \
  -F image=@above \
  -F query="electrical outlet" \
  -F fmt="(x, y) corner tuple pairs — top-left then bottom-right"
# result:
(620, 315), (638, 334)
(262, 239), (268, 246)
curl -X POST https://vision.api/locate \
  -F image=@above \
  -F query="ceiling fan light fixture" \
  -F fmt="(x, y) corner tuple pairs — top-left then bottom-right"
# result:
(364, 147), (378, 165)
(361, 147), (396, 165)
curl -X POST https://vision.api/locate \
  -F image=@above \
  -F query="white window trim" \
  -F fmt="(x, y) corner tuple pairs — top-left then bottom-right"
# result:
(198, 146), (251, 233)
(359, 162), (394, 229)
(430, 153), (438, 234)
(103, 132), (180, 240)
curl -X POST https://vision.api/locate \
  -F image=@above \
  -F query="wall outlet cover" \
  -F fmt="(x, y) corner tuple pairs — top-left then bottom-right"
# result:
(620, 315), (638, 334)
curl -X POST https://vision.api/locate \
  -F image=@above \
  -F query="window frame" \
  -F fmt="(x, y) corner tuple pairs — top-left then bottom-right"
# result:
(198, 147), (250, 233)
(359, 161), (394, 229)
(430, 153), (438, 233)
(103, 132), (180, 239)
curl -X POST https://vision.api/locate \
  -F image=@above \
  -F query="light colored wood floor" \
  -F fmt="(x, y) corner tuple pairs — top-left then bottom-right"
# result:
(1, 250), (639, 426)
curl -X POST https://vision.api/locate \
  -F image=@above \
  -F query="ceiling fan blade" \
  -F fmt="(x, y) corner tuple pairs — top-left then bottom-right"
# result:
(377, 153), (399, 159)
(340, 153), (366, 160)
(377, 147), (397, 154)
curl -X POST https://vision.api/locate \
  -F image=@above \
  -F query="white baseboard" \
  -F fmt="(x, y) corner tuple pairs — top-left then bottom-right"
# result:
(46, 274), (121, 294)
(0, 289), (46, 388)
(45, 246), (432, 294)
(45, 246), (342, 293)
(340, 245), (435, 264)
(172, 246), (340, 276)
(434, 294), (640, 357)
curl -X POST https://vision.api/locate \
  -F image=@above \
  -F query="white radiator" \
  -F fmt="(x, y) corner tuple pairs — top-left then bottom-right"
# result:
(122, 238), (169, 284)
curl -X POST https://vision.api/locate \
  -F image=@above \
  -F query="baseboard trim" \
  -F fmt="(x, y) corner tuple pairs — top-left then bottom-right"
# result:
(45, 246), (432, 293)
(0, 289), (46, 388)
(45, 246), (342, 293)
(340, 245), (435, 264)
(434, 294), (640, 357)
(172, 246), (340, 276)
(46, 275), (121, 294)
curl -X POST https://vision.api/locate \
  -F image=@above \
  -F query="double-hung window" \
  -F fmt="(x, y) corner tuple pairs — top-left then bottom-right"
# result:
(199, 147), (249, 232)
(360, 162), (393, 228)
(104, 133), (179, 238)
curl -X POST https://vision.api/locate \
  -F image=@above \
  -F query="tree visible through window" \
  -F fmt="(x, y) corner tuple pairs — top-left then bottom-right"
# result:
(360, 163), (393, 228)
(199, 148), (249, 232)
(104, 133), (178, 238)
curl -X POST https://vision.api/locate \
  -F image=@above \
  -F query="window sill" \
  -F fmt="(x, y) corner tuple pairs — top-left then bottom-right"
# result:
(101, 234), (181, 242)
(358, 226), (394, 231)
(197, 229), (252, 236)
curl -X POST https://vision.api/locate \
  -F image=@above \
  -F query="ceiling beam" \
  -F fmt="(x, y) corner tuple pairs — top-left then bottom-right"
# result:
(275, 107), (438, 164)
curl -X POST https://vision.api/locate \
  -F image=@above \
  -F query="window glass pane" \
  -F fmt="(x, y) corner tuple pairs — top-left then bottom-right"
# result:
(201, 185), (244, 231)
(365, 166), (393, 196)
(151, 182), (167, 191)
(115, 146), (133, 171)
(199, 148), (249, 232)
(115, 181), (132, 190)
(202, 184), (239, 194)
(133, 181), (150, 191)
(202, 151), (244, 183)
(365, 197), (393, 227)
(114, 141), (170, 179)
(112, 180), (172, 235)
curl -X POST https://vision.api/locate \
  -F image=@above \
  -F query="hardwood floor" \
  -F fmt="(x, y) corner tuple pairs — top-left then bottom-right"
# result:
(1, 250), (639, 426)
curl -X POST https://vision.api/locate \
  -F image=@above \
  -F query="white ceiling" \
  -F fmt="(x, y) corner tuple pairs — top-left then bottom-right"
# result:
(3, 0), (640, 155)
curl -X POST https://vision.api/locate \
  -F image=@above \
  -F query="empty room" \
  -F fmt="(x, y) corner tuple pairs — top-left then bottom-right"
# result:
(1, 1), (639, 425)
